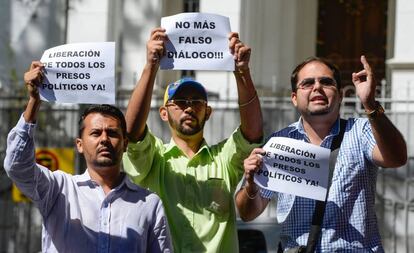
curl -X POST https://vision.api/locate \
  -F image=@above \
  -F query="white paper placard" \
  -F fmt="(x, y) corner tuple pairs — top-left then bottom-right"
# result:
(160, 13), (234, 71)
(40, 42), (115, 104)
(255, 137), (331, 201)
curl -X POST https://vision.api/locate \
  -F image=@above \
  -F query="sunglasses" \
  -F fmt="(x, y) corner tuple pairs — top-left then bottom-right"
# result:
(166, 99), (207, 109)
(297, 77), (337, 90)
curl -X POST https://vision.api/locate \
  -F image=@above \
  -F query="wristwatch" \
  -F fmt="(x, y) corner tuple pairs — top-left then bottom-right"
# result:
(366, 101), (384, 120)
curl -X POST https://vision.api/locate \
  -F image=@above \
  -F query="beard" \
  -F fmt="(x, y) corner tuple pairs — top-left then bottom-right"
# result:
(93, 157), (118, 167)
(92, 147), (121, 168)
(168, 111), (207, 136)
(308, 107), (330, 116)
(306, 101), (341, 116)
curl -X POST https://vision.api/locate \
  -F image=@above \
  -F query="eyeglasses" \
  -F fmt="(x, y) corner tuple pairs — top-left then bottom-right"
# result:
(297, 77), (337, 90)
(166, 99), (207, 109)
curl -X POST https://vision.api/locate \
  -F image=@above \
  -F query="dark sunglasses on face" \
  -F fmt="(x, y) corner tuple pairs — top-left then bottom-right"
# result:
(166, 99), (207, 109)
(297, 77), (337, 90)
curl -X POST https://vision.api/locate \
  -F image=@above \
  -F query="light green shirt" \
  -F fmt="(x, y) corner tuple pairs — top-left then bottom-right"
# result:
(123, 127), (259, 253)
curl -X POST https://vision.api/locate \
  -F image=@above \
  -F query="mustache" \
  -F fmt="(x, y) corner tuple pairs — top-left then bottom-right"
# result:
(97, 145), (115, 154)
(310, 95), (328, 102)
(180, 113), (197, 123)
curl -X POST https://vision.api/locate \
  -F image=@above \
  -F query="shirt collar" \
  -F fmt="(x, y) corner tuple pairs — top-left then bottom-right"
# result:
(164, 137), (214, 161)
(122, 174), (140, 192)
(293, 117), (342, 139)
(77, 169), (92, 182)
(76, 169), (138, 192)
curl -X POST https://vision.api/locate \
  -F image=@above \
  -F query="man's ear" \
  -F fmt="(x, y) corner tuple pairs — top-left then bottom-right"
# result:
(159, 106), (169, 122)
(291, 92), (298, 107)
(76, 138), (83, 153)
(205, 105), (212, 121)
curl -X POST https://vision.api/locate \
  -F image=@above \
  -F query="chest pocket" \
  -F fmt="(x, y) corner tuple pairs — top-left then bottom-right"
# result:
(203, 178), (230, 219)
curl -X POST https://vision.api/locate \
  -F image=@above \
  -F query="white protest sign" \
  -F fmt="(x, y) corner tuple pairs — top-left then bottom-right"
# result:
(40, 42), (115, 104)
(160, 13), (234, 71)
(255, 137), (331, 201)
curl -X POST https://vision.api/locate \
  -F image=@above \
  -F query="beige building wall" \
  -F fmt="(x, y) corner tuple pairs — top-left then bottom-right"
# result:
(197, 0), (318, 100)
(388, 0), (414, 110)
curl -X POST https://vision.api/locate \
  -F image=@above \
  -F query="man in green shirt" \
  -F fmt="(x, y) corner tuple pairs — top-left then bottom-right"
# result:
(123, 27), (263, 252)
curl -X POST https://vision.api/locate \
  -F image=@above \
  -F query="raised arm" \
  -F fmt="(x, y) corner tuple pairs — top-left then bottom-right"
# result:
(352, 55), (407, 168)
(229, 33), (263, 143)
(235, 148), (270, 221)
(4, 61), (59, 214)
(125, 28), (167, 142)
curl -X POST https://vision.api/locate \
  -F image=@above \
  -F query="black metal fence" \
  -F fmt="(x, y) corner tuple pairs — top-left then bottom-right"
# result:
(1, 94), (413, 252)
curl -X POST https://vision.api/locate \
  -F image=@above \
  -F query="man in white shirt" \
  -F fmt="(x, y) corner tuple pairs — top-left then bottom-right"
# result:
(4, 61), (173, 252)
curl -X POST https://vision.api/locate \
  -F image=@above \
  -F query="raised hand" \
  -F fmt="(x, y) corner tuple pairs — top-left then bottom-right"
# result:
(147, 27), (168, 66)
(244, 148), (265, 185)
(352, 55), (377, 110)
(24, 61), (44, 99)
(228, 32), (251, 72)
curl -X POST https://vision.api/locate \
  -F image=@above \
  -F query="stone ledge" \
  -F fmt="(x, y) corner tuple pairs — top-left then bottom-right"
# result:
(387, 58), (414, 70)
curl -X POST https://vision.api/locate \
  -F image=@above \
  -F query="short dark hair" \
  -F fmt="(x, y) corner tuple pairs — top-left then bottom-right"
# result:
(290, 57), (341, 92)
(78, 104), (126, 138)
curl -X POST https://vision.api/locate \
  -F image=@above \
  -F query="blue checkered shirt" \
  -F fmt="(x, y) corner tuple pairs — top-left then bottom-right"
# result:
(261, 117), (384, 252)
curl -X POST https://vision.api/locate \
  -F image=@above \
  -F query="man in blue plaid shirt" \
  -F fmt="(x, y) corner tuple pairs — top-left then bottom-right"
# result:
(236, 56), (407, 252)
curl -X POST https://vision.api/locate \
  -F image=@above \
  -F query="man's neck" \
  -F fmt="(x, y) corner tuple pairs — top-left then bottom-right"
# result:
(172, 131), (204, 158)
(87, 166), (123, 195)
(301, 115), (338, 146)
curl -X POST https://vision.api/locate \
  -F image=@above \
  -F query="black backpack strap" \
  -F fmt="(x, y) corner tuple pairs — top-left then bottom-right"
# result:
(305, 119), (347, 253)
(330, 119), (347, 151)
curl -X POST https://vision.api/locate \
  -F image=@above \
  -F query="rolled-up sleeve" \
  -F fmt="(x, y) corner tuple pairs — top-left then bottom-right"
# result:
(149, 197), (173, 253)
(3, 115), (59, 216)
(123, 127), (164, 184)
(219, 126), (263, 187)
(4, 115), (38, 189)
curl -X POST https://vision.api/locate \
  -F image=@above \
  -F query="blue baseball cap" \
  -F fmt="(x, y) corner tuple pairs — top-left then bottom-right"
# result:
(163, 77), (208, 105)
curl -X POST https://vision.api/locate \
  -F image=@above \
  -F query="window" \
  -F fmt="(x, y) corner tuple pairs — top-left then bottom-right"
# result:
(183, 0), (199, 12)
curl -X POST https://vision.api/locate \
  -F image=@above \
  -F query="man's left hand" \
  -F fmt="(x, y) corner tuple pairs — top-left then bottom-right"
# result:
(229, 32), (251, 72)
(352, 55), (377, 110)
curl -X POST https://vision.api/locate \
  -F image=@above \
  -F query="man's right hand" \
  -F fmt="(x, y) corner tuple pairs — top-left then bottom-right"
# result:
(244, 148), (265, 186)
(24, 61), (44, 99)
(146, 27), (168, 66)
(236, 147), (269, 221)
(125, 28), (168, 142)
(23, 61), (44, 123)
